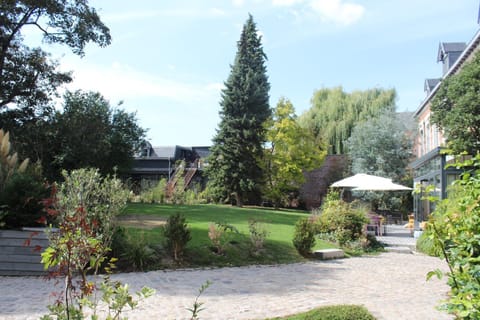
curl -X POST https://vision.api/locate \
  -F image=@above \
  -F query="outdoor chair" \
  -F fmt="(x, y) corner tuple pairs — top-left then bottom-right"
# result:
(367, 214), (384, 236)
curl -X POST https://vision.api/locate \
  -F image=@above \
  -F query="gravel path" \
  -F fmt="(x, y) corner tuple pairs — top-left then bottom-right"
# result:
(0, 252), (452, 320)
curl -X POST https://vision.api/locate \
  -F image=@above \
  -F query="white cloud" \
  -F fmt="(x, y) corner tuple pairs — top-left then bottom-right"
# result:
(309, 0), (365, 26)
(60, 60), (221, 105)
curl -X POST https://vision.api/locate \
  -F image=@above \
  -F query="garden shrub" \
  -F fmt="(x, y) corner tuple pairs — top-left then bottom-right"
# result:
(40, 168), (153, 319)
(318, 198), (369, 246)
(208, 221), (239, 255)
(55, 168), (129, 248)
(416, 230), (443, 257)
(110, 226), (159, 272)
(0, 129), (46, 229)
(292, 217), (317, 256)
(164, 212), (191, 261)
(425, 155), (480, 319)
(120, 231), (158, 272)
(132, 178), (168, 204)
(248, 218), (269, 254)
(0, 129), (29, 192)
(152, 178), (167, 203)
(110, 226), (129, 264)
(185, 188), (202, 205)
(1, 169), (48, 228)
(198, 184), (215, 204)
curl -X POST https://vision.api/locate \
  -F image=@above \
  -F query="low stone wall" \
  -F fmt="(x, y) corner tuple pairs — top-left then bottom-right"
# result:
(0, 229), (50, 276)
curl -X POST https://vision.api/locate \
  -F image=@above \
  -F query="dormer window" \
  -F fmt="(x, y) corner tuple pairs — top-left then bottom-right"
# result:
(437, 42), (466, 75)
(424, 78), (441, 95)
(139, 140), (152, 157)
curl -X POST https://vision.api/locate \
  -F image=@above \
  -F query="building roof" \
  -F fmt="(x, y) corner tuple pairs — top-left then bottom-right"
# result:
(192, 146), (211, 159)
(414, 30), (480, 117)
(437, 42), (467, 62)
(151, 146), (177, 158)
(136, 145), (211, 160)
(424, 78), (441, 93)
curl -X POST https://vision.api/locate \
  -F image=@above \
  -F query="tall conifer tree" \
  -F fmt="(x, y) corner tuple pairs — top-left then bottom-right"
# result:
(206, 15), (271, 207)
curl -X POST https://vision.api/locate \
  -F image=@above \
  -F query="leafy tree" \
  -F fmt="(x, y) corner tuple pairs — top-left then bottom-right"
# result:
(0, 0), (111, 109)
(264, 98), (326, 207)
(0, 104), (56, 170)
(346, 111), (413, 210)
(51, 90), (146, 179)
(298, 87), (396, 154)
(206, 15), (271, 207)
(430, 52), (480, 154)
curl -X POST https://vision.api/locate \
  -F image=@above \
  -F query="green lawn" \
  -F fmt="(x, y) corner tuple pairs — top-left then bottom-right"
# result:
(118, 203), (336, 268)
(267, 305), (376, 320)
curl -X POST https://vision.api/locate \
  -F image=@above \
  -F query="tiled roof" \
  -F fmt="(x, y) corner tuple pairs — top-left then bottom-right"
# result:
(415, 30), (480, 117)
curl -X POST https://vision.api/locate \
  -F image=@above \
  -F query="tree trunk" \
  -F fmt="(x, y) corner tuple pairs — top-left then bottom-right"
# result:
(235, 192), (243, 207)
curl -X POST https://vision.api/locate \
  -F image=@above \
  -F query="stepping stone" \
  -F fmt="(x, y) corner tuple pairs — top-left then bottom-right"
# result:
(385, 246), (413, 254)
(313, 248), (345, 260)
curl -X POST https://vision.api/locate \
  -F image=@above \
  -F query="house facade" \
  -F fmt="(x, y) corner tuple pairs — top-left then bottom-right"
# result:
(411, 30), (480, 227)
(130, 142), (210, 191)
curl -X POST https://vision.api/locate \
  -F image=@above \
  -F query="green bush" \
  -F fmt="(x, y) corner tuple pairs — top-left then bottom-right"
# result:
(56, 168), (129, 248)
(208, 221), (238, 255)
(123, 232), (158, 271)
(318, 198), (369, 246)
(292, 217), (316, 256)
(0, 129), (45, 229)
(425, 155), (480, 319)
(111, 227), (159, 271)
(151, 178), (167, 203)
(248, 218), (269, 254)
(40, 168), (153, 320)
(272, 304), (375, 320)
(134, 178), (168, 204)
(1, 171), (48, 228)
(110, 226), (129, 262)
(164, 213), (191, 261)
(416, 231), (442, 257)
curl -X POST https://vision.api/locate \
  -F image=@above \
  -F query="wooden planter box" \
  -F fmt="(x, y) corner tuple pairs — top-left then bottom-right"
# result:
(0, 228), (52, 276)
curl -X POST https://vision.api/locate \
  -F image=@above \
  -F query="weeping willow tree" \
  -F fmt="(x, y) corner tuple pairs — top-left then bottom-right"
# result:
(298, 87), (396, 154)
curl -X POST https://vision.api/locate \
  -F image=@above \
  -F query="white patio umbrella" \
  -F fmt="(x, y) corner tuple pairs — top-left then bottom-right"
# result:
(352, 181), (412, 191)
(330, 173), (412, 191)
(331, 173), (393, 188)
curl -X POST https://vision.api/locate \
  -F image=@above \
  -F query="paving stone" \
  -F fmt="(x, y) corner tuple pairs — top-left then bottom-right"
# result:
(313, 248), (345, 260)
(0, 252), (452, 320)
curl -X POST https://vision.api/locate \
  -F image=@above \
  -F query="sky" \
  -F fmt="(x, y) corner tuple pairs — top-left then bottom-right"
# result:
(32, 0), (480, 147)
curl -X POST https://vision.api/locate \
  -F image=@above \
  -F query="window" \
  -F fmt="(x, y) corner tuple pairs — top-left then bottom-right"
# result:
(419, 128), (424, 157)
(425, 121), (431, 152)
(432, 124), (439, 148)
